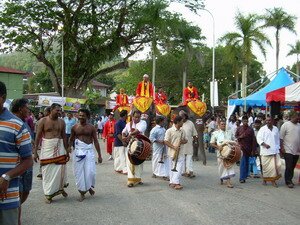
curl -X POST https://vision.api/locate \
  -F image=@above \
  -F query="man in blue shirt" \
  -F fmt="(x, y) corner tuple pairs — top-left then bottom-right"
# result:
(150, 116), (168, 180)
(0, 81), (33, 225)
(113, 110), (128, 175)
(64, 112), (77, 141)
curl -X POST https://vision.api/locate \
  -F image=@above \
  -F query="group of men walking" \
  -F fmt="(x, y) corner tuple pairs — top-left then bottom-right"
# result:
(211, 112), (300, 188)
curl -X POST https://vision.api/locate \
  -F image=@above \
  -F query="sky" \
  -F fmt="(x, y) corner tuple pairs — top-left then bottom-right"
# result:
(167, 0), (300, 75)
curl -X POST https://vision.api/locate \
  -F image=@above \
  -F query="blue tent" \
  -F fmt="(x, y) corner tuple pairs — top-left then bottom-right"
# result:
(228, 68), (294, 107)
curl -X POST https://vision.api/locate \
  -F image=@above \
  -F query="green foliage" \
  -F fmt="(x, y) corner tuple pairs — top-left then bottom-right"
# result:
(262, 7), (297, 71)
(0, 0), (205, 97)
(219, 11), (271, 65)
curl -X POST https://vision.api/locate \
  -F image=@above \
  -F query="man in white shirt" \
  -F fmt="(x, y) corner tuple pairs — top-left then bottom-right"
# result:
(256, 116), (281, 187)
(122, 111), (147, 187)
(164, 116), (187, 190)
(280, 111), (300, 188)
(179, 110), (198, 178)
(210, 121), (235, 188)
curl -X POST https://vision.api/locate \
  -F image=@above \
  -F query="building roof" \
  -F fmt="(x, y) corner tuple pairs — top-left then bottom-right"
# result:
(92, 80), (111, 88)
(0, 66), (28, 75)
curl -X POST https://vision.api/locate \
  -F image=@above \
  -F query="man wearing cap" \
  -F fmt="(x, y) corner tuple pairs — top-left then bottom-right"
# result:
(182, 81), (199, 105)
(136, 74), (154, 98)
(102, 112), (116, 160)
(122, 111), (147, 187)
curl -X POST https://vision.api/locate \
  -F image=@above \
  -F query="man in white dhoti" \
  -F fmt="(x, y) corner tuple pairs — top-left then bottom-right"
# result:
(164, 116), (187, 190)
(113, 110), (128, 175)
(179, 110), (198, 178)
(122, 111), (147, 187)
(149, 116), (168, 180)
(210, 121), (235, 188)
(257, 116), (281, 187)
(34, 103), (69, 203)
(69, 108), (102, 201)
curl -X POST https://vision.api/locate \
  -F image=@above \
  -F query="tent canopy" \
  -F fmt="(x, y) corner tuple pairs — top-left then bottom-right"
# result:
(228, 68), (294, 106)
(266, 81), (300, 104)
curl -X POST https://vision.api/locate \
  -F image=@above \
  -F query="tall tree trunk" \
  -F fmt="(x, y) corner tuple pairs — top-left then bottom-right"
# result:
(276, 30), (280, 72)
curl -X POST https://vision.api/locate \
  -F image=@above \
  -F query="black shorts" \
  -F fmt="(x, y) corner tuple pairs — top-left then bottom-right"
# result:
(97, 129), (103, 134)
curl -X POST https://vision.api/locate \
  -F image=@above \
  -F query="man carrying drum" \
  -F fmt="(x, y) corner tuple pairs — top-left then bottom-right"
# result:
(210, 120), (236, 188)
(122, 111), (148, 188)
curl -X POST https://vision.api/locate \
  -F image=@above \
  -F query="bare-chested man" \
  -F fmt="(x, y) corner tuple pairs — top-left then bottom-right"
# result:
(34, 103), (69, 203)
(69, 108), (102, 202)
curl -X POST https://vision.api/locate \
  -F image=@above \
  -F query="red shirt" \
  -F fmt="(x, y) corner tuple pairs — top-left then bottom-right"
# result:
(136, 81), (154, 98)
(116, 94), (129, 106)
(183, 86), (199, 102)
(154, 92), (167, 104)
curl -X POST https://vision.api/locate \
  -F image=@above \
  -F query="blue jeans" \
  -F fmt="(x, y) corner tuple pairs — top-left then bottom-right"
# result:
(248, 157), (259, 176)
(240, 155), (249, 181)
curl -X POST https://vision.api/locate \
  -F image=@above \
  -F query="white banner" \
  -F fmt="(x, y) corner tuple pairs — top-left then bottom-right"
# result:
(210, 81), (219, 107)
(38, 96), (66, 107)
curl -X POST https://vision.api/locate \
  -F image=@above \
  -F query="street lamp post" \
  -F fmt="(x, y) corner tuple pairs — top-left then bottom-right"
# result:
(61, 34), (64, 99)
(58, 25), (64, 99)
(199, 8), (215, 115)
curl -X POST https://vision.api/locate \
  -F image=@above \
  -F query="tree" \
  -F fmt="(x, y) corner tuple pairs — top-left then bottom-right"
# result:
(262, 7), (297, 71)
(219, 11), (271, 97)
(0, 0), (204, 97)
(287, 40), (300, 80)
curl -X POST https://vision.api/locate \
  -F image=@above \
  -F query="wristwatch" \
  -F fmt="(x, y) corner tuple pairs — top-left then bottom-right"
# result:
(1, 174), (11, 181)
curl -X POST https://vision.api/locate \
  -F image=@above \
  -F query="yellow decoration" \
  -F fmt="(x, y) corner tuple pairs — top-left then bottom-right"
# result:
(187, 100), (207, 117)
(133, 97), (153, 113)
(140, 81), (150, 97)
(156, 103), (171, 117)
(118, 106), (131, 113)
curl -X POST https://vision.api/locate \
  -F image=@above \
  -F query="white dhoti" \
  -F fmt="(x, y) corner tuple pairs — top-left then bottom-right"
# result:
(113, 146), (127, 174)
(126, 152), (143, 185)
(184, 154), (194, 174)
(40, 138), (68, 198)
(73, 139), (96, 192)
(152, 151), (167, 177)
(164, 156), (170, 178)
(261, 154), (281, 181)
(169, 155), (184, 185)
(217, 158), (235, 180)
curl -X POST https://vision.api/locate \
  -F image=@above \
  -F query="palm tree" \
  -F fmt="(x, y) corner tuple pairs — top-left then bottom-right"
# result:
(287, 40), (300, 81)
(219, 12), (271, 97)
(262, 7), (297, 71)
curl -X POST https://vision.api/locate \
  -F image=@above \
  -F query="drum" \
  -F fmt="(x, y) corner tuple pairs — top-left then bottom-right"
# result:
(128, 134), (151, 165)
(220, 142), (242, 168)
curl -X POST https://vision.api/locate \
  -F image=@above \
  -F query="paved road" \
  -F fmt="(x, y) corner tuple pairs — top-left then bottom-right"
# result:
(23, 140), (300, 225)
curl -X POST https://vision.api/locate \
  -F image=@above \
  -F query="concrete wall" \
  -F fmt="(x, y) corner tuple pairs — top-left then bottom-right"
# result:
(0, 73), (23, 99)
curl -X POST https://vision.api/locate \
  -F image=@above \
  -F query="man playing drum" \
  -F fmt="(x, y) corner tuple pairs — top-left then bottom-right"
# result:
(210, 120), (236, 188)
(122, 111), (147, 187)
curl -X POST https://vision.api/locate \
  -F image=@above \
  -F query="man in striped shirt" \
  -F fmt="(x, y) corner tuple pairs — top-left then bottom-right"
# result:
(0, 81), (33, 225)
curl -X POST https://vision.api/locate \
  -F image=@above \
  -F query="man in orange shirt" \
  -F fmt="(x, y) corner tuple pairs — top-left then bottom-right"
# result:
(136, 74), (154, 98)
(102, 112), (116, 160)
(154, 87), (168, 105)
(114, 88), (129, 111)
(183, 81), (199, 105)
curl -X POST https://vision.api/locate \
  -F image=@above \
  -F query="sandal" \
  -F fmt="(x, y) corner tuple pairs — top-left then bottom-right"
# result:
(174, 184), (183, 190)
